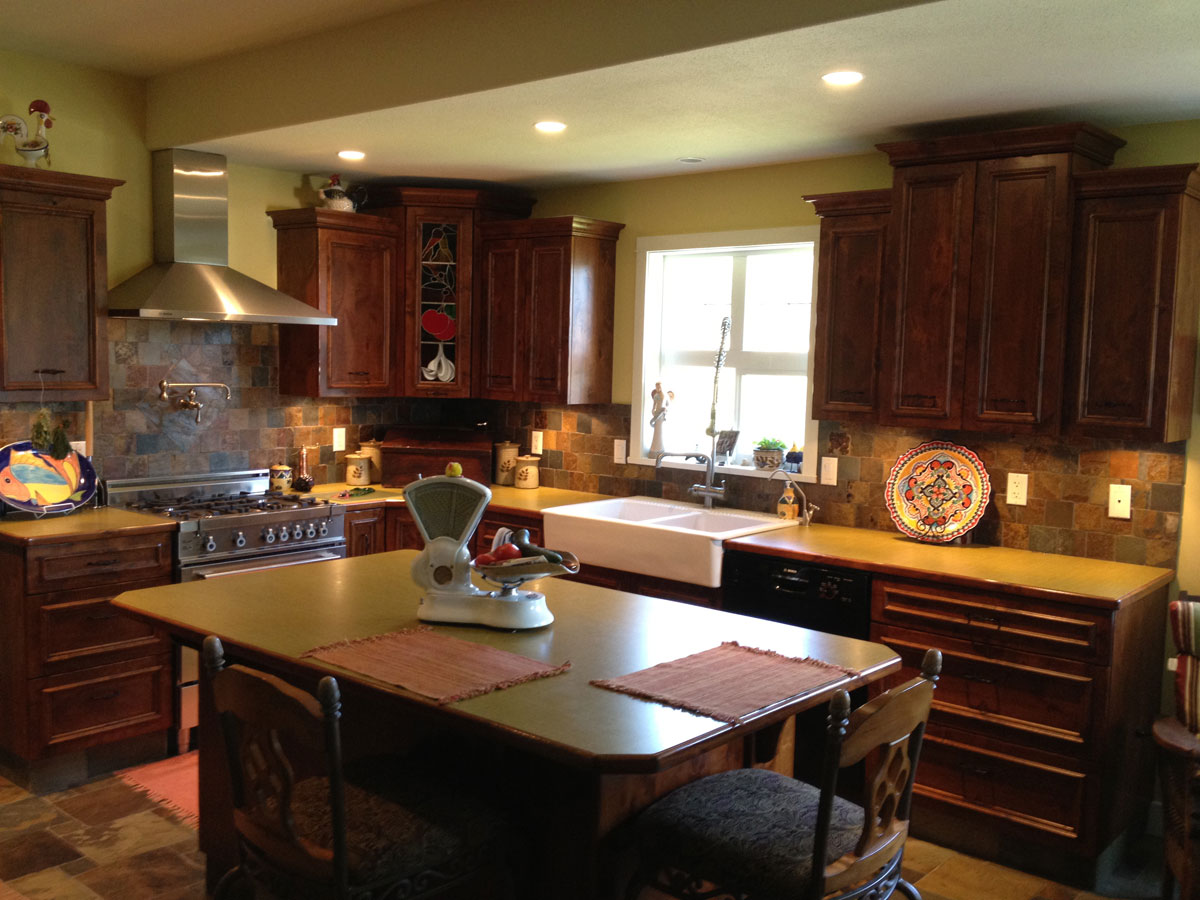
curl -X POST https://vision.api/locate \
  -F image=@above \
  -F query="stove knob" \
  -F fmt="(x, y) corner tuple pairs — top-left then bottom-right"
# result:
(305, 523), (317, 539)
(318, 521), (329, 537)
(263, 527), (276, 544)
(204, 535), (217, 553)
(292, 524), (304, 540)
(278, 527), (290, 542)
(233, 531), (247, 549)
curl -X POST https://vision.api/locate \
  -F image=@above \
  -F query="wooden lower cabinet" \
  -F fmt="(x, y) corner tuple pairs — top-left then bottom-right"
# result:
(386, 505), (424, 552)
(345, 505), (387, 557)
(0, 529), (174, 767)
(870, 574), (1165, 872)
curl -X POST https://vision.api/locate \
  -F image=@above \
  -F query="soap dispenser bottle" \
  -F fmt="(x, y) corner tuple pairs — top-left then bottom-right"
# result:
(777, 484), (798, 519)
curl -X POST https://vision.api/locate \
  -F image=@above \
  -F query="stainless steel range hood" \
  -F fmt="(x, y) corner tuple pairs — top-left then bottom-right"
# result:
(108, 149), (336, 326)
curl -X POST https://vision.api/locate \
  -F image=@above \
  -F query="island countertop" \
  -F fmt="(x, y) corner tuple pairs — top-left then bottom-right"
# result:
(112, 548), (899, 773)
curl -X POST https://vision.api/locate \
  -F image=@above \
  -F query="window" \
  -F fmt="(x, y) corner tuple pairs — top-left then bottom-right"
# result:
(631, 226), (820, 480)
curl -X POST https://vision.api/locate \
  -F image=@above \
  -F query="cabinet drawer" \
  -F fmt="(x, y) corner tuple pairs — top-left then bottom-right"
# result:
(478, 515), (543, 549)
(31, 655), (171, 757)
(26, 533), (173, 594)
(873, 578), (1110, 663)
(916, 733), (1087, 840)
(31, 581), (170, 677)
(876, 626), (1101, 759)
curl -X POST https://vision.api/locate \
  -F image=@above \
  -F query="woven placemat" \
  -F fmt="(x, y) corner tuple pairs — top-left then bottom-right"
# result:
(591, 641), (859, 723)
(302, 626), (570, 704)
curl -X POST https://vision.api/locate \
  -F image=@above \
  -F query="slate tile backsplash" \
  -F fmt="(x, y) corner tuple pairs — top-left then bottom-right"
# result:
(0, 321), (1185, 567)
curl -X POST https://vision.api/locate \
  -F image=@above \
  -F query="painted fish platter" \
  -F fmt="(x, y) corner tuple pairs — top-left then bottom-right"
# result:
(885, 441), (991, 543)
(0, 441), (97, 514)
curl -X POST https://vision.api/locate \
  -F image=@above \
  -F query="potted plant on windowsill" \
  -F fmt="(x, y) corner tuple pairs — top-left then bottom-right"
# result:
(753, 438), (787, 470)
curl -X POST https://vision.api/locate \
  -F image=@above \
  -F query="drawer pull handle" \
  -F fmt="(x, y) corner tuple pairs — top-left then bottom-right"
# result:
(971, 614), (999, 627)
(87, 612), (119, 621)
(89, 690), (119, 701)
(962, 673), (996, 685)
(85, 559), (119, 567)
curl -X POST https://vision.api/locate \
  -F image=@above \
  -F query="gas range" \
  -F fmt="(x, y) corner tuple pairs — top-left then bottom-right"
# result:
(104, 470), (346, 571)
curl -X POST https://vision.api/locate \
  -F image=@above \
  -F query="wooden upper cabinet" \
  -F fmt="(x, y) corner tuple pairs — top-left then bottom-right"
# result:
(876, 123), (1123, 432)
(1065, 165), (1200, 442)
(476, 216), (624, 405)
(0, 165), (122, 401)
(270, 208), (401, 397)
(362, 186), (534, 399)
(804, 189), (890, 421)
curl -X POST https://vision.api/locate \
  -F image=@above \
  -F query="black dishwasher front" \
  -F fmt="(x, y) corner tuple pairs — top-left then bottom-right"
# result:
(722, 550), (871, 639)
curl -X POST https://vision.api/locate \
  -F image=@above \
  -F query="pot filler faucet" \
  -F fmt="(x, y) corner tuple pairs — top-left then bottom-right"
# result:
(654, 316), (731, 509)
(159, 379), (231, 424)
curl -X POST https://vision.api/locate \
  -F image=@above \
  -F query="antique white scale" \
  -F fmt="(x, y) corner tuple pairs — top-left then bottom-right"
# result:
(405, 472), (577, 630)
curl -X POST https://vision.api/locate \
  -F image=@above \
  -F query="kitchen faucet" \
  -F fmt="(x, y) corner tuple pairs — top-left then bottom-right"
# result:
(768, 466), (819, 525)
(654, 449), (726, 508)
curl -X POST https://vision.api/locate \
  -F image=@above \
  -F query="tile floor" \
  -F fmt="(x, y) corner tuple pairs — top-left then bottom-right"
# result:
(0, 767), (1164, 900)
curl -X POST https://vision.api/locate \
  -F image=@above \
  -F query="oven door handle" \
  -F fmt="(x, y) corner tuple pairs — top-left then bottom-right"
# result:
(193, 550), (343, 579)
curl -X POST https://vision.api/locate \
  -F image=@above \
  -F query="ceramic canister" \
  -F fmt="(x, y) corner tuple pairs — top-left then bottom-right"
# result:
(514, 454), (540, 489)
(494, 441), (520, 485)
(359, 439), (383, 482)
(269, 464), (293, 492)
(344, 452), (371, 486)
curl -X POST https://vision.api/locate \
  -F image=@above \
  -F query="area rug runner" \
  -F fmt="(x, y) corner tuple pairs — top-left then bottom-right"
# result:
(116, 751), (199, 827)
(591, 642), (860, 723)
(302, 626), (570, 704)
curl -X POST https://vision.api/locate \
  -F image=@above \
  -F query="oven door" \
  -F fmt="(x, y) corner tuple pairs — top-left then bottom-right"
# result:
(178, 545), (346, 582)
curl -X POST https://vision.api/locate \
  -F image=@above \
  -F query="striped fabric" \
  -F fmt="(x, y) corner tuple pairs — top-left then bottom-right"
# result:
(1169, 598), (1200, 732)
(1169, 599), (1200, 656)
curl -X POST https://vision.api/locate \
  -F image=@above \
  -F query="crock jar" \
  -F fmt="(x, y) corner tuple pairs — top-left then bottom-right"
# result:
(344, 452), (371, 486)
(514, 455), (540, 489)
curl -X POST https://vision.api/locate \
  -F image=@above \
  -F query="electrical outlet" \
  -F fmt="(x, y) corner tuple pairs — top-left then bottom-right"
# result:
(1169, 657), (1179, 672)
(1007, 473), (1028, 506)
(332, 427), (345, 452)
(1108, 483), (1132, 519)
(531, 430), (543, 455)
(613, 438), (626, 464)
(69, 440), (87, 456)
(820, 456), (838, 485)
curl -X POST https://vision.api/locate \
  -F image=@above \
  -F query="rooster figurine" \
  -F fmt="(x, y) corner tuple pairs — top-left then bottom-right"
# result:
(0, 100), (53, 168)
(317, 173), (354, 211)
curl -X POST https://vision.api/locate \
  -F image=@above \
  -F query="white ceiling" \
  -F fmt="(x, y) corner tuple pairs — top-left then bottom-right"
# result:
(3, 0), (1199, 187)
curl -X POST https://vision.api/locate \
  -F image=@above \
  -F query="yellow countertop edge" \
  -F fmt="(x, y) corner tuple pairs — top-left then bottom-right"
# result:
(308, 482), (613, 513)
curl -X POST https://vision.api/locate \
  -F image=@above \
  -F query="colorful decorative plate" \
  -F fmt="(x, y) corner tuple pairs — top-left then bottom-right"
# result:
(0, 441), (97, 515)
(885, 441), (991, 543)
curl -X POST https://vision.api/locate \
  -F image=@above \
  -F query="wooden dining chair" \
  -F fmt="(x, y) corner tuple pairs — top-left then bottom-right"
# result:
(202, 635), (512, 900)
(625, 648), (941, 900)
(1156, 593), (1200, 899)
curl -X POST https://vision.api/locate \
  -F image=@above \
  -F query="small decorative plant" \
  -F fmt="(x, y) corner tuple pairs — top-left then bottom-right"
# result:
(752, 438), (787, 469)
(754, 437), (787, 451)
(31, 407), (71, 459)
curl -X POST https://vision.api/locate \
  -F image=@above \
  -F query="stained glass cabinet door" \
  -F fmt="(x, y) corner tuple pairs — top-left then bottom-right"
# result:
(403, 206), (474, 397)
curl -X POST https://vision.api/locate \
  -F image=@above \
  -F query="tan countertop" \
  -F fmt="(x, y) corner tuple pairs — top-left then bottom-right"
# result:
(306, 481), (612, 512)
(725, 524), (1173, 608)
(0, 506), (175, 546)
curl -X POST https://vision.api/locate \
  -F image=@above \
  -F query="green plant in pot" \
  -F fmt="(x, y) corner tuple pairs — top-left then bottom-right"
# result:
(753, 437), (787, 470)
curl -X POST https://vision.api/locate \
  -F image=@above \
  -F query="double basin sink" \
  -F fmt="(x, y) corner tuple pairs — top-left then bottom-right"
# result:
(542, 496), (798, 588)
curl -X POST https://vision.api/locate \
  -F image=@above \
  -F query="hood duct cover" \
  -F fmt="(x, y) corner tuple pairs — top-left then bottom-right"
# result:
(108, 149), (336, 326)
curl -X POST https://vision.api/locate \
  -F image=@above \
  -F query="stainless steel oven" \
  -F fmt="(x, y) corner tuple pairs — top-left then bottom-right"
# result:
(104, 470), (347, 750)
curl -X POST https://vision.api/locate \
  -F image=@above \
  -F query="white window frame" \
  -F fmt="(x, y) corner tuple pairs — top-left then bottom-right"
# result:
(630, 226), (820, 483)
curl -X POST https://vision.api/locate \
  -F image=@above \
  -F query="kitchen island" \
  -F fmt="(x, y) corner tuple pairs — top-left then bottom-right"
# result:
(113, 547), (899, 899)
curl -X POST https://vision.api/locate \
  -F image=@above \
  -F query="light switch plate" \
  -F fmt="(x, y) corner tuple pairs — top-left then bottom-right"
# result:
(613, 438), (626, 464)
(531, 430), (543, 455)
(332, 427), (345, 452)
(820, 456), (838, 485)
(69, 440), (87, 456)
(1108, 483), (1132, 519)
(1007, 473), (1028, 506)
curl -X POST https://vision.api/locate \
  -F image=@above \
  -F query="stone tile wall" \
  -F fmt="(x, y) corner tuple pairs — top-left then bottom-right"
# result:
(0, 320), (1185, 567)
(493, 404), (1186, 568)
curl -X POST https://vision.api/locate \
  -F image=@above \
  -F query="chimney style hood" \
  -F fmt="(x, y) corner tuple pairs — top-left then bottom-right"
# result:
(108, 149), (336, 326)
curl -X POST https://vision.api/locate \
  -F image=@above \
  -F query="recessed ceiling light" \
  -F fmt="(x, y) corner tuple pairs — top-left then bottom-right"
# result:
(677, 157), (706, 164)
(534, 121), (567, 133)
(822, 71), (863, 86)
(338, 150), (366, 161)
